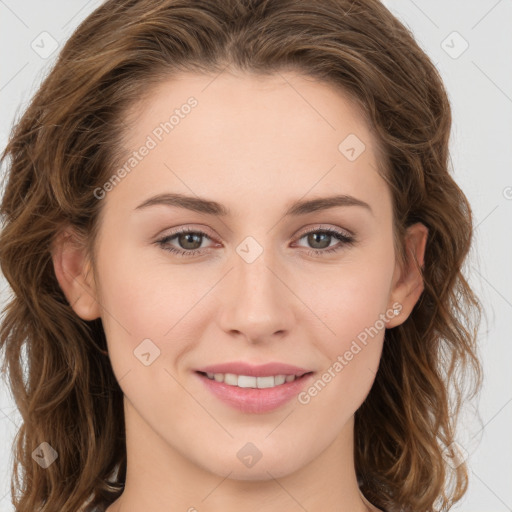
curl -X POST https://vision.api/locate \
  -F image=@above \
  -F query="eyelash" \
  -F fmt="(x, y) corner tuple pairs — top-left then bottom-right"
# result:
(155, 226), (355, 258)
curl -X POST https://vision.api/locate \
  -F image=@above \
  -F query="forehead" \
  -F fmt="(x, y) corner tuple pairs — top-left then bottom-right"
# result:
(108, 70), (388, 216)
(122, 70), (378, 155)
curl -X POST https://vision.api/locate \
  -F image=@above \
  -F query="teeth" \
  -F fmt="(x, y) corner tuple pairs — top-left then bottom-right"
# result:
(204, 372), (298, 388)
(238, 375), (257, 388)
(274, 375), (286, 385)
(224, 373), (238, 386)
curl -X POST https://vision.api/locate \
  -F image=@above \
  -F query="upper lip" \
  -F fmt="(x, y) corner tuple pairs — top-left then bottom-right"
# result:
(195, 362), (313, 378)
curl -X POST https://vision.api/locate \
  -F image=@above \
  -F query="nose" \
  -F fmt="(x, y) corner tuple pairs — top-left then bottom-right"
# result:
(216, 243), (296, 344)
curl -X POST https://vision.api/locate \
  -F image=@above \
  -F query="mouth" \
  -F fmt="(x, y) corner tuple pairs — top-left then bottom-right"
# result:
(196, 370), (313, 389)
(194, 370), (316, 414)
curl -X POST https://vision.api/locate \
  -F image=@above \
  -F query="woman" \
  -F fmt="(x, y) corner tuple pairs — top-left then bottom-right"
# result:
(0, 1), (482, 511)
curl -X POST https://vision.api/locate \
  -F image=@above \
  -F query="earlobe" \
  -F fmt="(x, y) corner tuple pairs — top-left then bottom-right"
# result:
(386, 222), (428, 328)
(51, 228), (101, 321)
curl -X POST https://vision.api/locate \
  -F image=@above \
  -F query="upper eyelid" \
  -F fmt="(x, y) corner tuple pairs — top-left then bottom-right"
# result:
(298, 224), (353, 237)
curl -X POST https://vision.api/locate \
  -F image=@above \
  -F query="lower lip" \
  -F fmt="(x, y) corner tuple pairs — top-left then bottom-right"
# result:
(195, 371), (315, 414)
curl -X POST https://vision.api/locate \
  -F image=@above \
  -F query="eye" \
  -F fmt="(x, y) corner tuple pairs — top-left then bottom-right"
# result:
(155, 227), (216, 258)
(293, 226), (355, 257)
(155, 225), (355, 258)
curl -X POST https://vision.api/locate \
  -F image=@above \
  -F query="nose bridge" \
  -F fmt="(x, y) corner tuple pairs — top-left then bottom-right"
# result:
(234, 236), (283, 308)
(217, 234), (295, 340)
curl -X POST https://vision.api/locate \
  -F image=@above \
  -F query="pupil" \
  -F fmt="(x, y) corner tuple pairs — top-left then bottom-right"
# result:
(180, 233), (201, 250)
(309, 232), (330, 249)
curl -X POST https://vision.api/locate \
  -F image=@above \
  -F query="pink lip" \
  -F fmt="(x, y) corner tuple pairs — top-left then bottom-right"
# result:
(194, 362), (315, 414)
(195, 361), (312, 377)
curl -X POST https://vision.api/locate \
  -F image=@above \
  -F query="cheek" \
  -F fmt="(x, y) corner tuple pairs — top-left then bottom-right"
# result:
(95, 238), (203, 334)
(297, 253), (393, 407)
(297, 285), (386, 422)
(307, 258), (393, 350)
(93, 240), (216, 379)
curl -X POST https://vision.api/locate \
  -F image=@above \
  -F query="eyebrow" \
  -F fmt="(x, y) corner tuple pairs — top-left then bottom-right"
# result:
(134, 192), (373, 217)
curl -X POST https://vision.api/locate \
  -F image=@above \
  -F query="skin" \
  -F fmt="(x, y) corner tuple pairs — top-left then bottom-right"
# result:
(52, 70), (428, 512)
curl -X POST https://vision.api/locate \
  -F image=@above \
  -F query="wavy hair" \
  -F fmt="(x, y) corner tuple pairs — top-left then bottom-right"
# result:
(0, 1), (482, 511)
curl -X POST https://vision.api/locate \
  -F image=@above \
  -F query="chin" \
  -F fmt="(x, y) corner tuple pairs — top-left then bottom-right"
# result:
(212, 452), (305, 481)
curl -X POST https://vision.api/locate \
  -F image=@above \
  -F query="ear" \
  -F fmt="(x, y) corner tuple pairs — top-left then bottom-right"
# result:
(386, 222), (428, 328)
(51, 227), (101, 321)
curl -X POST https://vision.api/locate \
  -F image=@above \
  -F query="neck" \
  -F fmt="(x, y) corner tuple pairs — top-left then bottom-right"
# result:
(106, 396), (375, 512)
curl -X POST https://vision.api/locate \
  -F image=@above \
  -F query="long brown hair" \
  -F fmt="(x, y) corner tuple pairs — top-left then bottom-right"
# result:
(0, 1), (482, 511)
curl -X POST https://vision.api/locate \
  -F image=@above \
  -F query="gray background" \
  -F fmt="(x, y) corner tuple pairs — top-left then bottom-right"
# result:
(0, 1), (511, 510)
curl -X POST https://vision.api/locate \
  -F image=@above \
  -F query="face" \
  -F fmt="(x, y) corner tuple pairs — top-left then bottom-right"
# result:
(60, 71), (422, 482)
